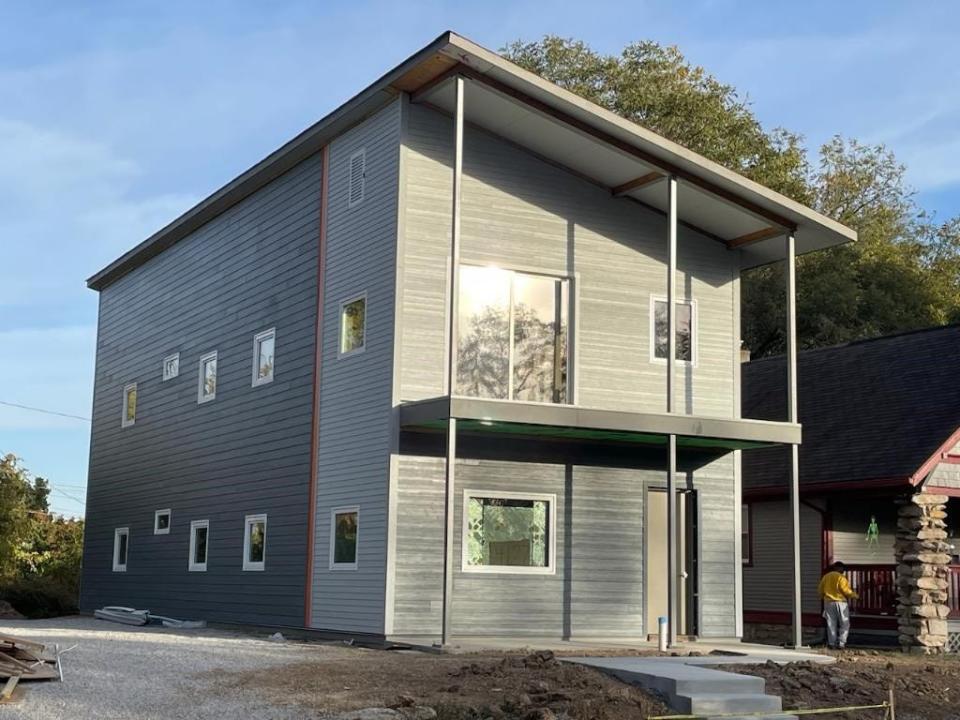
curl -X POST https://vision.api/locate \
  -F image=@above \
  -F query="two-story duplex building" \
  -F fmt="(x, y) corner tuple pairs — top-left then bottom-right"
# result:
(80, 31), (856, 646)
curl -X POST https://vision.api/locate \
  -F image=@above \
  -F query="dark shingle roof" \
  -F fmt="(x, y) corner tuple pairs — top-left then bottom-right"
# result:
(741, 324), (960, 490)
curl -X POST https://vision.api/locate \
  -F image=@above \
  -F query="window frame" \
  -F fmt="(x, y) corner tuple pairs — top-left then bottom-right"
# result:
(461, 489), (557, 576)
(347, 147), (366, 209)
(649, 295), (698, 367)
(162, 352), (180, 381)
(121, 382), (137, 428)
(741, 503), (753, 567)
(338, 294), (367, 358)
(154, 509), (171, 536)
(329, 506), (360, 571)
(197, 351), (218, 404)
(113, 527), (129, 572)
(188, 519), (210, 572)
(455, 264), (573, 404)
(251, 328), (276, 387)
(242, 513), (267, 571)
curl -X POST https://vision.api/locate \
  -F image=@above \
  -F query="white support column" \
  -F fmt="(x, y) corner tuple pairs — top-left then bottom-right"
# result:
(785, 232), (802, 648)
(667, 175), (679, 646)
(440, 75), (464, 648)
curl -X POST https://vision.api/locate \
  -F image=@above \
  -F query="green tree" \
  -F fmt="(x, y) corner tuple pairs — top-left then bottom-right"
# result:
(504, 37), (960, 356)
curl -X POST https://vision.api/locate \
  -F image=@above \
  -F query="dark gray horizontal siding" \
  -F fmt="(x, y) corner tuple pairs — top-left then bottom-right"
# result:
(81, 153), (323, 627)
(310, 99), (401, 634)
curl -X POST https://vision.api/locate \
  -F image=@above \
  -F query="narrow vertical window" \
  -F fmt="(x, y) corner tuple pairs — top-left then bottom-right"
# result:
(330, 507), (359, 569)
(189, 519), (209, 571)
(154, 509), (171, 535)
(339, 296), (366, 356)
(741, 504), (753, 566)
(162, 353), (180, 381)
(652, 298), (695, 363)
(113, 527), (129, 571)
(197, 351), (217, 403)
(348, 148), (365, 208)
(121, 383), (137, 427)
(243, 514), (267, 571)
(252, 329), (276, 386)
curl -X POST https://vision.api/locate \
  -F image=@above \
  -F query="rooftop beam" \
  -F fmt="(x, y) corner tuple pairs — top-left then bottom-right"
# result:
(612, 172), (664, 197)
(727, 226), (784, 250)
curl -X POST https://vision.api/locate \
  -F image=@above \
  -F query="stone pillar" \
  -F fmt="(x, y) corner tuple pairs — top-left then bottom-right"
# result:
(895, 492), (951, 653)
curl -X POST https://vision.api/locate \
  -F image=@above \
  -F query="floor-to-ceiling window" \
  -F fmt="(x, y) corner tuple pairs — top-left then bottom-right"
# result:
(457, 265), (569, 403)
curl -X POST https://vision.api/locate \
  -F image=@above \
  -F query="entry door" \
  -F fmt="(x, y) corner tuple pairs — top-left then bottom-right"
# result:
(645, 489), (698, 637)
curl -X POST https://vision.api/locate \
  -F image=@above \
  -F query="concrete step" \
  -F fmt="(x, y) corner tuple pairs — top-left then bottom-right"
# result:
(673, 673), (766, 696)
(682, 692), (783, 715)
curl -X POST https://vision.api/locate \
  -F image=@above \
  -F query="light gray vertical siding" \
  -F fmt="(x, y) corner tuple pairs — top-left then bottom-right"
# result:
(398, 104), (737, 416)
(742, 500), (822, 615)
(391, 455), (738, 639)
(81, 154), (323, 626)
(310, 100), (401, 633)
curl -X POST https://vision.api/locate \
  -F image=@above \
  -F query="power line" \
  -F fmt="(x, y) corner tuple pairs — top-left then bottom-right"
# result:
(0, 400), (90, 422)
(52, 487), (86, 506)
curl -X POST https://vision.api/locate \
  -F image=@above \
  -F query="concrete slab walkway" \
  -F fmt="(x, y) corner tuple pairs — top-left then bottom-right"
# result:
(565, 647), (832, 719)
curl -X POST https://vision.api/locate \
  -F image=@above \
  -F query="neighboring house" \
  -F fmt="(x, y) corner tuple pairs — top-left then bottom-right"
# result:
(80, 31), (855, 644)
(742, 325), (960, 641)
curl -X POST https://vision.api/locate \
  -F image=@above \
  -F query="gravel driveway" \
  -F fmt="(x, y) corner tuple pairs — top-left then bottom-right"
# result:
(0, 616), (338, 719)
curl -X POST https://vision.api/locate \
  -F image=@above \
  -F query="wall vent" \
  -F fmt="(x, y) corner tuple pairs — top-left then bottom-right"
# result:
(348, 148), (366, 208)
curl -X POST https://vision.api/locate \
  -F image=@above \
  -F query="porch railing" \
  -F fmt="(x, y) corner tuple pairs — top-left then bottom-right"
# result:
(844, 564), (960, 618)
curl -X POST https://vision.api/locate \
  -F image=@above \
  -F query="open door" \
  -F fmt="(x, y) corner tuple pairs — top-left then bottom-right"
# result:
(646, 489), (698, 638)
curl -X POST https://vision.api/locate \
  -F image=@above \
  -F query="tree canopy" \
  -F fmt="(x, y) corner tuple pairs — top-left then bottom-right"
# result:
(502, 37), (960, 356)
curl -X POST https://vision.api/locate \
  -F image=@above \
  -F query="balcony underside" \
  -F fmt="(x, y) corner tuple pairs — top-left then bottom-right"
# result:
(399, 396), (801, 453)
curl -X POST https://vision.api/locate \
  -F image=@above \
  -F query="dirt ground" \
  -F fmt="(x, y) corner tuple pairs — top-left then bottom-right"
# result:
(206, 648), (671, 719)
(727, 650), (960, 720)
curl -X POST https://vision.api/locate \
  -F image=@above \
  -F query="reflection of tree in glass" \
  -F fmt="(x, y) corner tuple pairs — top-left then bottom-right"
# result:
(249, 522), (265, 562)
(458, 303), (566, 402)
(654, 302), (692, 361)
(457, 306), (510, 398)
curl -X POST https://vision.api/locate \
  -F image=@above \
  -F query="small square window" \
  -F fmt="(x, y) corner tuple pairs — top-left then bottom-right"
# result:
(243, 513), (267, 571)
(330, 507), (358, 570)
(252, 329), (275, 387)
(121, 383), (137, 428)
(651, 298), (696, 364)
(162, 353), (180, 381)
(189, 519), (209, 572)
(154, 509), (171, 535)
(339, 296), (366, 356)
(462, 491), (556, 575)
(113, 527), (129, 571)
(198, 351), (217, 403)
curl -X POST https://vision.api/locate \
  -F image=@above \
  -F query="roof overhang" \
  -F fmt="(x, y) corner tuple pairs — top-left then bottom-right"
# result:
(87, 30), (856, 290)
(400, 396), (801, 452)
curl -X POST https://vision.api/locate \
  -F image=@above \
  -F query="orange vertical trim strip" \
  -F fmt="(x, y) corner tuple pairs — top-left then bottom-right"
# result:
(304, 145), (330, 627)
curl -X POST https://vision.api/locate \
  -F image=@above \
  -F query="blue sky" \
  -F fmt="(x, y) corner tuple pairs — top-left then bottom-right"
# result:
(1, 1), (957, 516)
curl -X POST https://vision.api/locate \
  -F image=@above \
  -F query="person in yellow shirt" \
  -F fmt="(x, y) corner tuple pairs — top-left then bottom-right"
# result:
(818, 561), (859, 649)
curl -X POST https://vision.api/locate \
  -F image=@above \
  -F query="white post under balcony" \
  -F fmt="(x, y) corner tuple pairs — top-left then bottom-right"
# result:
(441, 74), (464, 648)
(667, 174), (679, 647)
(785, 232), (803, 648)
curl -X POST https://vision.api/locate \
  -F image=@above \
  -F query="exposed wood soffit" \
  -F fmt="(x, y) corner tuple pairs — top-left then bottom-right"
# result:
(419, 100), (726, 246)
(727, 226), (784, 250)
(391, 53), (459, 94)
(410, 63), (798, 235)
(612, 172), (664, 196)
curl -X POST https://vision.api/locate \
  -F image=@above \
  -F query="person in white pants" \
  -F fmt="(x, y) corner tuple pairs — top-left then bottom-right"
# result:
(818, 561), (859, 649)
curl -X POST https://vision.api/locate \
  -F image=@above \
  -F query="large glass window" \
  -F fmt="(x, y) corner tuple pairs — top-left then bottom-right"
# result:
(463, 492), (554, 574)
(652, 299), (694, 363)
(457, 266), (569, 403)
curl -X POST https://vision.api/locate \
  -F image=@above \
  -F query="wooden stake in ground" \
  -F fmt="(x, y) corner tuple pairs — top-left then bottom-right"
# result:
(0, 675), (19, 702)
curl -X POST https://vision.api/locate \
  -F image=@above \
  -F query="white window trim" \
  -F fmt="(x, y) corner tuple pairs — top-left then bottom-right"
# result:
(113, 527), (129, 572)
(251, 328), (276, 387)
(242, 513), (267, 571)
(649, 295), (698, 367)
(461, 489), (557, 576)
(338, 294), (367, 358)
(162, 352), (180, 381)
(347, 147), (366, 208)
(121, 383), (137, 428)
(154, 509), (171, 536)
(329, 506), (360, 571)
(188, 519), (209, 572)
(197, 351), (218, 404)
